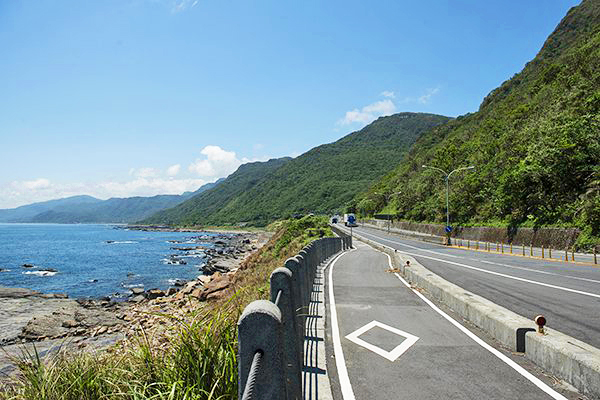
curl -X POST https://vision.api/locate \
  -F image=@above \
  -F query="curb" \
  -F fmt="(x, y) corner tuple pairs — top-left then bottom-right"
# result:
(351, 230), (600, 399)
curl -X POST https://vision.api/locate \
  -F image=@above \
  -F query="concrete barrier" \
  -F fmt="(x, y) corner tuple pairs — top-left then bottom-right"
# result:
(238, 300), (285, 400)
(351, 230), (600, 399)
(238, 232), (351, 400)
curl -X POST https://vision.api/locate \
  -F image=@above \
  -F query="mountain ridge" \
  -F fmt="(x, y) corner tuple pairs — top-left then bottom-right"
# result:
(0, 180), (222, 224)
(356, 0), (600, 247)
(143, 112), (451, 226)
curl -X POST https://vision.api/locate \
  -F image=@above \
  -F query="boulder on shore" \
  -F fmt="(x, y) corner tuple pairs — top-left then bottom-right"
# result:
(130, 294), (145, 303)
(146, 289), (165, 300)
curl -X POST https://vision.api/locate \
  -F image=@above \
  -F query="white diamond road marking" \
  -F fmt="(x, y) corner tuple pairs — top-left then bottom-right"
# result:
(345, 320), (419, 362)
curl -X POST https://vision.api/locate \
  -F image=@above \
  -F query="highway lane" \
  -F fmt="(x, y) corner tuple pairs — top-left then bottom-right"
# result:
(338, 224), (600, 350)
(325, 241), (573, 399)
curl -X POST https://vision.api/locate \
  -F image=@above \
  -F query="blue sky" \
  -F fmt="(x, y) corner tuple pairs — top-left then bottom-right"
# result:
(0, 0), (580, 208)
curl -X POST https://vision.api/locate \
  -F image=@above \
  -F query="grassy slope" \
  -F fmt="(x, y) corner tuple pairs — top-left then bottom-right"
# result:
(356, 0), (600, 247)
(145, 113), (450, 226)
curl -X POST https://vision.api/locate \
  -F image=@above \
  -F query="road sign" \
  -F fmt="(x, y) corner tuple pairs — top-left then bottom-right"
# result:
(445, 225), (453, 233)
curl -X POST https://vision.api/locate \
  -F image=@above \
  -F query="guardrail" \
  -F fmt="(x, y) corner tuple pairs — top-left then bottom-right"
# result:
(238, 233), (352, 400)
(362, 221), (598, 264)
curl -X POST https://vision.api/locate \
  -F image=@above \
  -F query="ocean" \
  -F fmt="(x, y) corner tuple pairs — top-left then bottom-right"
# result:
(0, 224), (218, 299)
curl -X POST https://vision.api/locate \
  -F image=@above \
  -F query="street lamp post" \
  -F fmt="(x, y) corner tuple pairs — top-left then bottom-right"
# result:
(422, 165), (475, 245)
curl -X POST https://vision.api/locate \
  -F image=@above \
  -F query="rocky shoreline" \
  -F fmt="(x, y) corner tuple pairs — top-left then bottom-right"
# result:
(0, 229), (271, 381)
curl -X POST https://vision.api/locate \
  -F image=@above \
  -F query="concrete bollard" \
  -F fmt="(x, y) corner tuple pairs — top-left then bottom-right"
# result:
(238, 300), (286, 400)
(285, 257), (306, 328)
(297, 252), (310, 309)
(270, 268), (302, 400)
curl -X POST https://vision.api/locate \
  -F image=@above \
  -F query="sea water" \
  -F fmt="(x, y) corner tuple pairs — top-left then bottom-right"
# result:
(0, 224), (215, 299)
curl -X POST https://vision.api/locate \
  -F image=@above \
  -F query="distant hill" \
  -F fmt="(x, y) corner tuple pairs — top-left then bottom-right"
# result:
(0, 195), (102, 223)
(142, 157), (293, 226)
(143, 112), (451, 226)
(355, 0), (600, 247)
(0, 180), (221, 223)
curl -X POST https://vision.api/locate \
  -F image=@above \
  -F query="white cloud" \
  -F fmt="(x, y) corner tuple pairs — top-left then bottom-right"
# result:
(381, 91), (395, 98)
(418, 87), (441, 104)
(21, 178), (51, 190)
(188, 145), (242, 178)
(253, 143), (265, 151)
(337, 99), (396, 126)
(0, 145), (277, 209)
(96, 178), (205, 199)
(0, 177), (208, 209)
(167, 164), (181, 177)
(171, 0), (198, 13)
(130, 167), (158, 178)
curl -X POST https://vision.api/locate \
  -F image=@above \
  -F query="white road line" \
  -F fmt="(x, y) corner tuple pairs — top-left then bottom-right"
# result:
(356, 228), (600, 298)
(345, 320), (419, 362)
(327, 249), (356, 400)
(374, 248), (568, 400)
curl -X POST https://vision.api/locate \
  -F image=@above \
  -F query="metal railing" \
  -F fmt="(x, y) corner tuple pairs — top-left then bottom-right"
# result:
(238, 234), (352, 400)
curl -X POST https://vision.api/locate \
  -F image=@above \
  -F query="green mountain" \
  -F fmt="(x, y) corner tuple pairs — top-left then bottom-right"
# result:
(0, 181), (221, 223)
(356, 0), (600, 247)
(144, 112), (451, 226)
(142, 157), (293, 225)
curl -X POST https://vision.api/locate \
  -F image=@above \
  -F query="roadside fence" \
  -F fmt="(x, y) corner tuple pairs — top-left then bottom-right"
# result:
(238, 233), (352, 400)
(454, 238), (598, 264)
(362, 220), (598, 265)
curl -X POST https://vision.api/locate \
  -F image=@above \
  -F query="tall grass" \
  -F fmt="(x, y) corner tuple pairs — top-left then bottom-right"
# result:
(1, 307), (238, 400)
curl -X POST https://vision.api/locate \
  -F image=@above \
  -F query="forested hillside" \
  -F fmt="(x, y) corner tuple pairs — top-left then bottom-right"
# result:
(144, 113), (450, 226)
(142, 157), (292, 225)
(355, 0), (600, 247)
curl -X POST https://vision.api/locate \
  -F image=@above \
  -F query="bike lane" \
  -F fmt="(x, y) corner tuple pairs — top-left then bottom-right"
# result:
(325, 241), (572, 400)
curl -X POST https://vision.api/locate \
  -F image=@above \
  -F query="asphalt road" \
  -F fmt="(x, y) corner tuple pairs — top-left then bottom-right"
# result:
(325, 241), (571, 400)
(339, 224), (600, 350)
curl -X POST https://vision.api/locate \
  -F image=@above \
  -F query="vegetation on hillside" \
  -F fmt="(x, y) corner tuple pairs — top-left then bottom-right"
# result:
(0, 216), (332, 400)
(353, 0), (600, 248)
(144, 113), (450, 226)
(143, 157), (292, 226)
